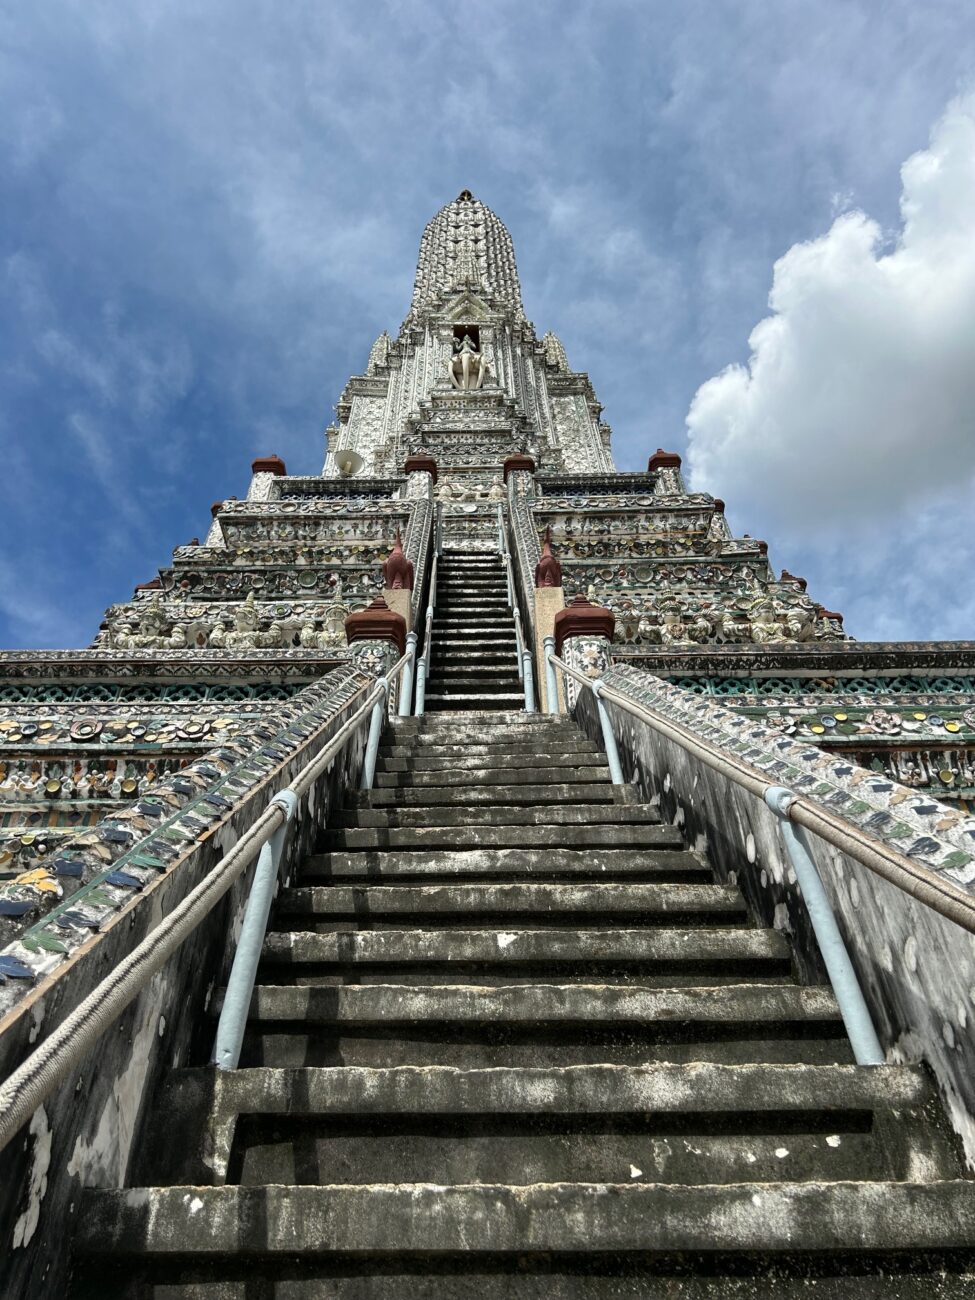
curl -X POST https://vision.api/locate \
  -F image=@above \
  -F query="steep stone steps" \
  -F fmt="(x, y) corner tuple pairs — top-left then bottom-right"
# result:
(423, 553), (524, 712)
(71, 709), (971, 1295)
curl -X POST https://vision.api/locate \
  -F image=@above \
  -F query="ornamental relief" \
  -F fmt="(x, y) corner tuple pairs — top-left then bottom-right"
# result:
(216, 512), (410, 545)
(96, 589), (372, 651)
(570, 583), (842, 647)
(136, 565), (384, 602)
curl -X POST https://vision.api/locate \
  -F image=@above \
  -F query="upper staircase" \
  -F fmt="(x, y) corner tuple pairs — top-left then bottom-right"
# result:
(423, 550), (524, 711)
(70, 710), (973, 1297)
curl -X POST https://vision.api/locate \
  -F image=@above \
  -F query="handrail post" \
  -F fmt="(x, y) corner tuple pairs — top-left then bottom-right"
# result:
(764, 786), (884, 1066)
(522, 650), (536, 713)
(592, 679), (625, 785)
(398, 632), (417, 716)
(543, 637), (559, 714)
(212, 789), (298, 1071)
(512, 607), (525, 681)
(360, 684), (388, 791)
(415, 656), (427, 716)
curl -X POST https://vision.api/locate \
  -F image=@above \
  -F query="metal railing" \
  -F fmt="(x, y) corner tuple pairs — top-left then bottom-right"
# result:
(497, 503), (535, 711)
(414, 505), (442, 717)
(546, 652), (894, 1066)
(0, 651), (415, 1151)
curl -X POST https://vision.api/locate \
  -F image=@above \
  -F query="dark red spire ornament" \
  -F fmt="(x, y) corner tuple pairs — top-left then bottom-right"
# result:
(382, 529), (414, 591)
(534, 526), (562, 589)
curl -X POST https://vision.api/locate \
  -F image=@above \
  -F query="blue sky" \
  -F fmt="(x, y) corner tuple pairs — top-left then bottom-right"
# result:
(2, 1), (974, 648)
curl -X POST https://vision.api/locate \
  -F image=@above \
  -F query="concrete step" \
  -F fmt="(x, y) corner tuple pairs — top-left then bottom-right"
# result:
(304, 846), (705, 882)
(323, 821), (675, 851)
(386, 724), (587, 746)
(354, 782), (639, 808)
(430, 624), (516, 639)
(391, 712), (552, 730)
(81, 1179), (975, 1263)
(331, 802), (661, 829)
(426, 661), (520, 672)
(423, 680), (523, 696)
(372, 764), (612, 788)
(204, 1059), (934, 1123)
(223, 982), (841, 1032)
(377, 743), (603, 762)
(423, 694), (529, 711)
(432, 636), (517, 649)
(276, 881), (750, 928)
(69, 1264), (975, 1299)
(430, 649), (520, 662)
(218, 1065), (947, 1189)
(260, 927), (790, 975)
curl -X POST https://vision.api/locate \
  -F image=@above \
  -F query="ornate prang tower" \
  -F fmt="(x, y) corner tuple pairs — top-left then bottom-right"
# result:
(4, 192), (975, 1296)
(1, 188), (973, 935)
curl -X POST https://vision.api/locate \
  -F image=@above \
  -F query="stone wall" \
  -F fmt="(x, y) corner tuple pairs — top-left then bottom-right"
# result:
(573, 666), (975, 1170)
(0, 667), (374, 1298)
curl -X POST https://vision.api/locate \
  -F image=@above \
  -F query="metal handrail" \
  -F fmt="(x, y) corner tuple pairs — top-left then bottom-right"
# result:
(498, 503), (535, 710)
(414, 551), (438, 716)
(549, 652), (975, 934)
(0, 652), (414, 1151)
(546, 652), (892, 1065)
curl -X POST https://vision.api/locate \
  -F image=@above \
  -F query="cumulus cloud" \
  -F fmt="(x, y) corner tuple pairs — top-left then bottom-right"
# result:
(687, 92), (975, 531)
(686, 92), (975, 639)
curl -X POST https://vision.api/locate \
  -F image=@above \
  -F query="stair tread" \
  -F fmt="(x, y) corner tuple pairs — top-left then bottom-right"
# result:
(279, 882), (747, 917)
(308, 847), (702, 879)
(205, 1060), (933, 1116)
(77, 1180), (975, 1256)
(338, 803), (661, 828)
(228, 982), (841, 1025)
(324, 823), (674, 849)
(262, 928), (789, 964)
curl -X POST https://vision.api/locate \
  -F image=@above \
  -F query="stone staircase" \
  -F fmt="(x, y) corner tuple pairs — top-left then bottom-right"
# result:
(423, 550), (524, 711)
(71, 713), (973, 1297)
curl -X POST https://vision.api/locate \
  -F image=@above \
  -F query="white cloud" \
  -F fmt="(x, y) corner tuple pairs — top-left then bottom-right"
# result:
(685, 92), (975, 639)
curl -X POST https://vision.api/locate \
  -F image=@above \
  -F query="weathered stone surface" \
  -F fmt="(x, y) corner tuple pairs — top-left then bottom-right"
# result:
(276, 881), (749, 923)
(77, 1179), (975, 1256)
(229, 981), (842, 1027)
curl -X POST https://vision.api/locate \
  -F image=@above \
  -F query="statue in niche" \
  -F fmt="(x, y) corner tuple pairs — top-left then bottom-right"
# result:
(448, 333), (487, 391)
(749, 598), (788, 644)
(487, 475), (505, 502)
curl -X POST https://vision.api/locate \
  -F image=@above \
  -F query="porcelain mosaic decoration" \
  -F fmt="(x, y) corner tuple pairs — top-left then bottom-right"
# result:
(2, 187), (975, 948)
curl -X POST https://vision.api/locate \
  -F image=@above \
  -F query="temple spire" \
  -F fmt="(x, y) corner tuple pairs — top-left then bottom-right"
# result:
(403, 190), (526, 329)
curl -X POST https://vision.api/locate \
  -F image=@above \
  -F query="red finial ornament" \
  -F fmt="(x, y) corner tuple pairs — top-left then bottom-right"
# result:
(534, 526), (562, 589)
(648, 448), (682, 472)
(345, 595), (407, 654)
(554, 593), (615, 655)
(383, 528), (414, 591)
(251, 454), (287, 476)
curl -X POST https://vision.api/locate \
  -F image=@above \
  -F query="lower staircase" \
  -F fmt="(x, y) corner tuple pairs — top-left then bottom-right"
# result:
(72, 712), (974, 1296)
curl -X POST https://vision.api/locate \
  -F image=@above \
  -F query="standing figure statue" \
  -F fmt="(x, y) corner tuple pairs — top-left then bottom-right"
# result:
(448, 333), (487, 391)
